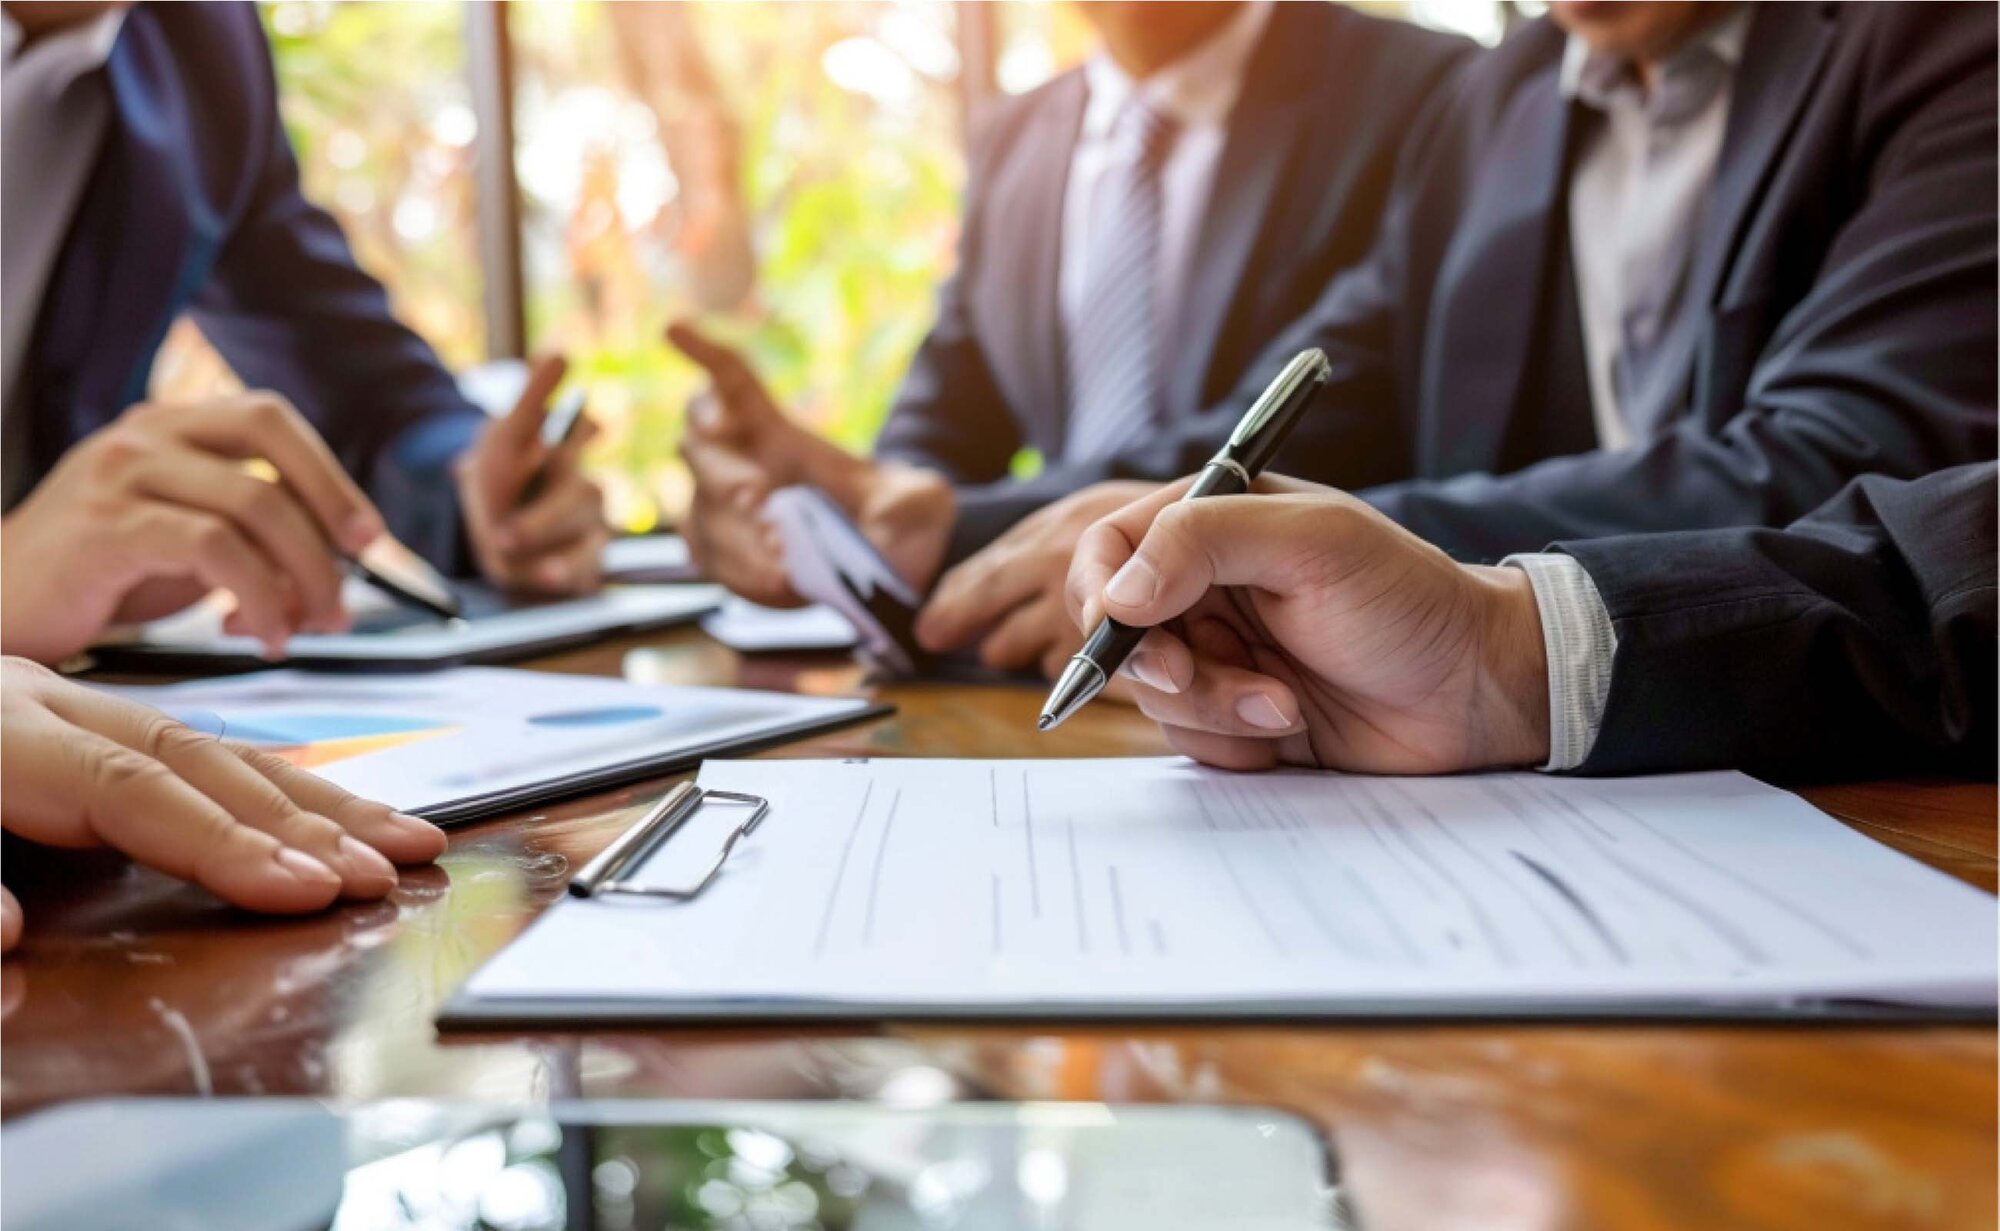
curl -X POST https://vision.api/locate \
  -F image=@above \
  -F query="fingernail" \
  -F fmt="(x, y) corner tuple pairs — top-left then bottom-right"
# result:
(345, 513), (384, 553)
(389, 812), (447, 857)
(1127, 651), (1177, 694)
(274, 847), (340, 886)
(1105, 557), (1158, 608)
(1237, 693), (1294, 731)
(390, 811), (438, 836)
(338, 835), (396, 890)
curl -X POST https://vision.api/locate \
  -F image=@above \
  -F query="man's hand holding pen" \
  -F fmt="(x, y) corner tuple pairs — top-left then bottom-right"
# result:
(1064, 475), (1553, 774)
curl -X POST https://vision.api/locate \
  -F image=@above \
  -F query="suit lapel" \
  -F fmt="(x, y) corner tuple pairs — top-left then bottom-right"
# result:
(95, 14), (210, 417)
(1164, 18), (1311, 417)
(1685, 3), (1838, 314)
(1423, 73), (1573, 475)
(993, 73), (1085, 455)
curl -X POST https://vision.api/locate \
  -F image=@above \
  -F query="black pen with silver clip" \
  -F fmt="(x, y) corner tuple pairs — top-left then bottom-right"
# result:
(1037, 347), (1332, 731)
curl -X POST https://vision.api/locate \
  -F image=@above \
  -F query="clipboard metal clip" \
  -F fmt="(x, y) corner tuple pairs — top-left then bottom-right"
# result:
(567, 781), (770, 902)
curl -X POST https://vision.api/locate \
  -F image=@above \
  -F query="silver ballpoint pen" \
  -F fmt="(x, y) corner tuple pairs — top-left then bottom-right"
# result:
(1038, 347), (1332, 731)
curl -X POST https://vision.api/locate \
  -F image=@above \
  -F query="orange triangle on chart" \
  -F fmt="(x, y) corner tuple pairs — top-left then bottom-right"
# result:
(272, 725), (460, 770)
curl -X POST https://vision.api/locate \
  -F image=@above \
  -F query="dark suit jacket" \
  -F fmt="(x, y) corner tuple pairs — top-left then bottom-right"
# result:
(870, 2), (1471, 563)
(15, 1), (484, 568)
(1559, 463), (1996, 780)
(1064, 2), (1997, 560)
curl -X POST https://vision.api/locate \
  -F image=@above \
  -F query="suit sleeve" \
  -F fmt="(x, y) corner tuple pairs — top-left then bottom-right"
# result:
(1558, 464), (1997, 779)
(1365, 27), (1999, 561)
(185, 8), (484, 571)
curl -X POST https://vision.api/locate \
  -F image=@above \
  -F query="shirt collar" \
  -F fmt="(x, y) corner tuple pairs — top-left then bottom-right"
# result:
(2, 6), (127, 76)
(1082, 0), (1271, 140)
(1560, 3), (1751, 114)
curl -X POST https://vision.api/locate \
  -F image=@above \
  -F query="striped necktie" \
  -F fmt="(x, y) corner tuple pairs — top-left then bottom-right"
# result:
(1064, 99), (1178, 464)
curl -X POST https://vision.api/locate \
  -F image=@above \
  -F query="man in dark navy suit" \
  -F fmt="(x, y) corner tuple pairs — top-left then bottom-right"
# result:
(0, 1), (608, 664)
(1079, 2), (1994, 554)
(940, 1), (1997, 685)
(665, 1), (1472, 677)
(1042, 0), (1996, 775)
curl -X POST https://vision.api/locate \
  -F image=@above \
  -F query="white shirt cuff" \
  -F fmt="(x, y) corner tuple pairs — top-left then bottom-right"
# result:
(1504, 553), (1618, 772)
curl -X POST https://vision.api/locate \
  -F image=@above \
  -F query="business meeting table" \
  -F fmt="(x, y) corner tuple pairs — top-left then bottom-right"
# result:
(3, 621), (1993, 1230)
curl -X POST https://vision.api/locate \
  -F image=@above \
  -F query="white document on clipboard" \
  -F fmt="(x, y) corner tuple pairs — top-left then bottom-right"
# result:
(447, 759), (1998, 1023)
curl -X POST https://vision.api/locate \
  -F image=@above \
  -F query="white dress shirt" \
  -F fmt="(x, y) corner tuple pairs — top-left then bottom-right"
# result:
(1563, 5), (1750, 448)
(1505, 552), (1618, 771)
(1, 7), (126, 500)
(1057, 0), (1271, 363)
(1514, 10), (1756, 770)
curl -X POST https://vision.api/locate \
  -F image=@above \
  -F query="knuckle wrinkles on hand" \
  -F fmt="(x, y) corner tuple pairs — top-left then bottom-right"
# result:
(249, 393), (296, 426)
(95, 747), (172, 795)
(192, 518), (235, 557)
(136, 715), (205, 761)
(237, 483), (281, 522)
(90, 432), (147, 476)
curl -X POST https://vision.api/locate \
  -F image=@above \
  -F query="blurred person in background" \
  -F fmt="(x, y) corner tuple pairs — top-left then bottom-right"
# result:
(0, 1), (609, 664)
(667, 0), (1472, 676)
(929, 0), (1997, 678)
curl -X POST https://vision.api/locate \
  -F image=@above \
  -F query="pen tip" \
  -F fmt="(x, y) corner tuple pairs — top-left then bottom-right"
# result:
(1036, 714), (1055, 732)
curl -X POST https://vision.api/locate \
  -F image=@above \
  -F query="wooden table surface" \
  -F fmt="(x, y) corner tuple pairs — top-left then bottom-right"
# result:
(4, 625), (1994, 1230)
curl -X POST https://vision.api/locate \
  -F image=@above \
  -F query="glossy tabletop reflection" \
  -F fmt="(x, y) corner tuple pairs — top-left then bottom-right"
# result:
(4, 625), (1994, 1231)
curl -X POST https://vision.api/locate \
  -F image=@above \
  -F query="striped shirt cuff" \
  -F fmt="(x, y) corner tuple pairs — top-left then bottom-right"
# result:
(1503, 552), (1618, 772)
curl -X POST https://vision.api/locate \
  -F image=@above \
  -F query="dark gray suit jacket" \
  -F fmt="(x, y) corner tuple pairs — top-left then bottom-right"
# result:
(870, 2), (1471, 563)
(1560, 463), (1996, 780)
(1100, 3), (1997, 559)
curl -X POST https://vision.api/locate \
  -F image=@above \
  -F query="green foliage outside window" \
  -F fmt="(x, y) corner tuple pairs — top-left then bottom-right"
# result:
(260, 0), (966, 533)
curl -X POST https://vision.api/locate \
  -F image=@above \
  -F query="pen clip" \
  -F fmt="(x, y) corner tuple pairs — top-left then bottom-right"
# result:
(1225, 347), (1331, 451)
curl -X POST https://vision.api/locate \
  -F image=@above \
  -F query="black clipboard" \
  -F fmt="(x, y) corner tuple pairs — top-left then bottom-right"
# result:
(436, 770), (1988, 1027)
(438, 987), (1990, 1031)
(436, 758), (1995, 1029)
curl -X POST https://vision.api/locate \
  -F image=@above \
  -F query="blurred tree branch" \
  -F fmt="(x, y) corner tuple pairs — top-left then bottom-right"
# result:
(608, 0), (756, 311)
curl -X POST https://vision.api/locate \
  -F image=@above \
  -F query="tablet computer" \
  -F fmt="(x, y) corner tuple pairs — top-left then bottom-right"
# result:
(90, 582), (725, 674)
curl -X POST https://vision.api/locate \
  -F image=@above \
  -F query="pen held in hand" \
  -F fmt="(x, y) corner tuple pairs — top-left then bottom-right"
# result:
(1037, 348), (1332, 732)
(232, 456), (463, 625)
(349, 537), (463, 622)
(520, 386), (589, 506)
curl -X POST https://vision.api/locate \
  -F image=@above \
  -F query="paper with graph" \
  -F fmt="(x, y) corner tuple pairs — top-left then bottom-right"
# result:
(101, 669), (873, 817)
(455, 758), (1998, 1019)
